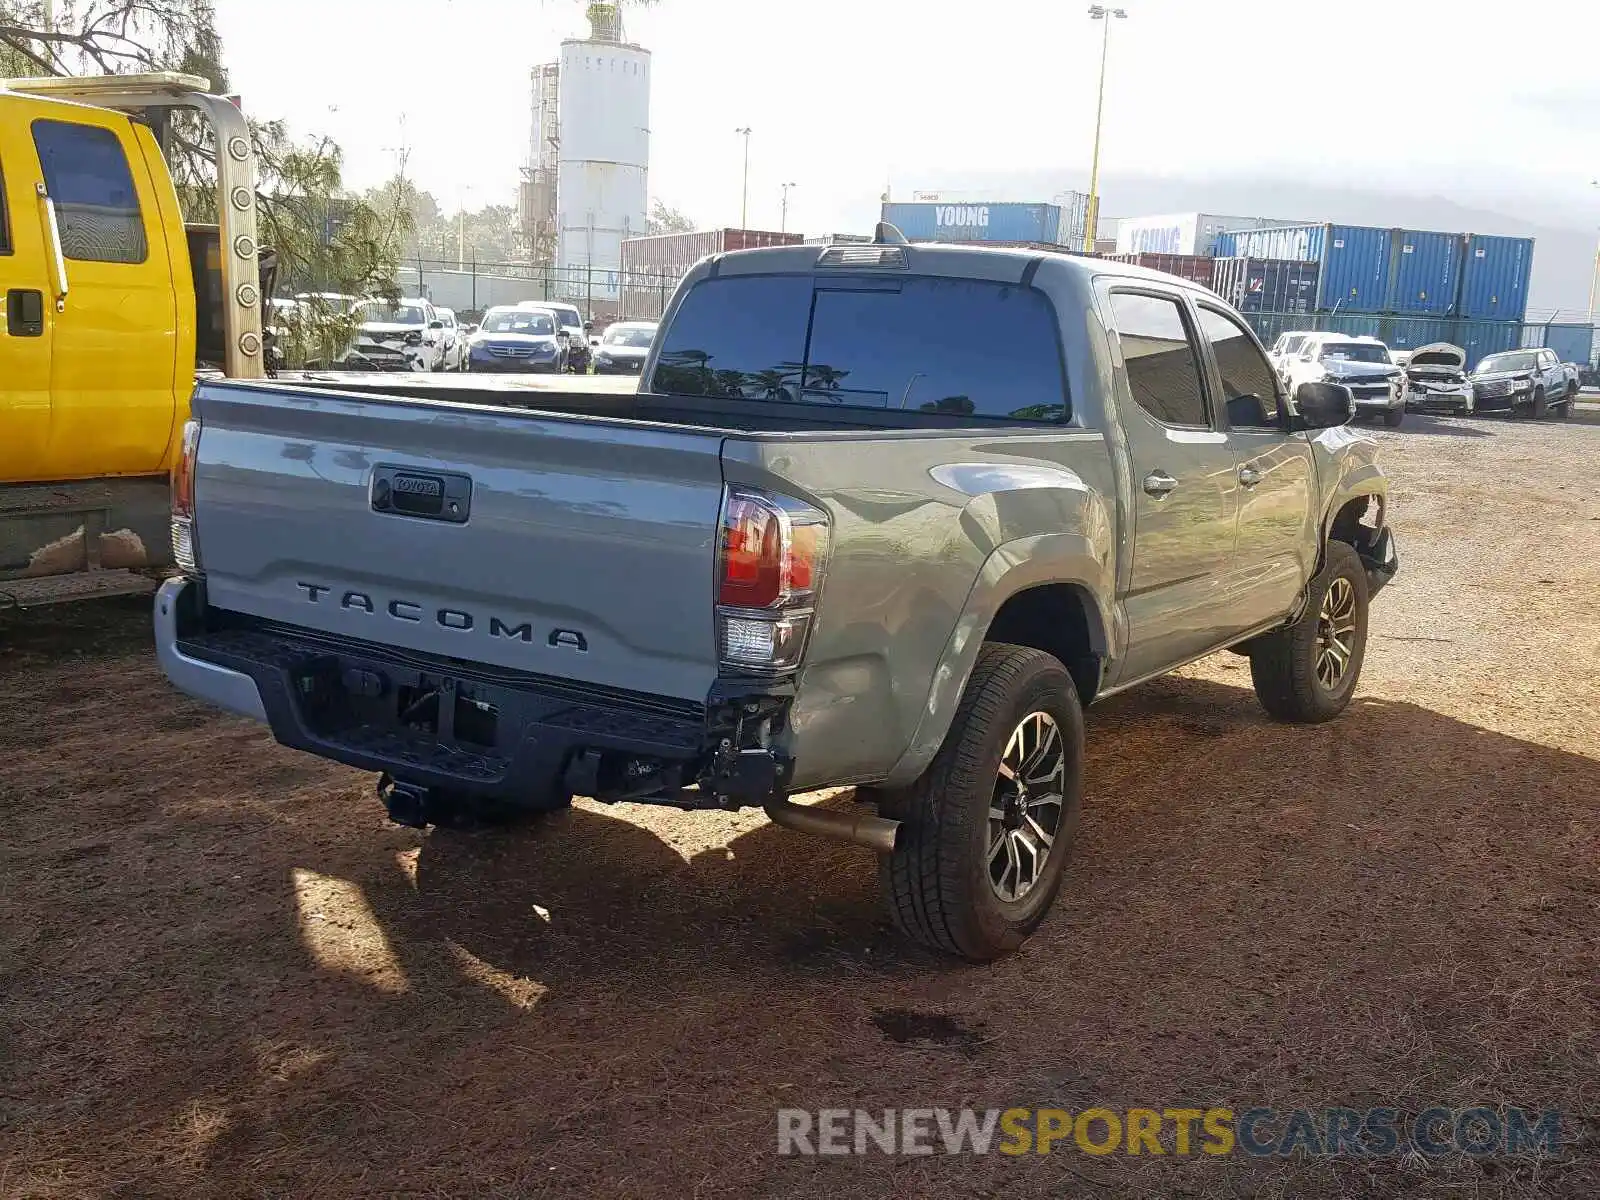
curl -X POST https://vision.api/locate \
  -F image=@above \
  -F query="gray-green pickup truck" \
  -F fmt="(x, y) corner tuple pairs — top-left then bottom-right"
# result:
(155, 228), (1399, 961)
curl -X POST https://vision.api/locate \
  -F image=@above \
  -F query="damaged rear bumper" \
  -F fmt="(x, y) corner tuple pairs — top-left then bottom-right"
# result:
(154, 577), (793, 810)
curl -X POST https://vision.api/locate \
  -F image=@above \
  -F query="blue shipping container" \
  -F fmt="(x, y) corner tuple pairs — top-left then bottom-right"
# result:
(1454, 320), (1521, 370)
(1212, 257), (1320, 314)
(1379, 316), (1454, 351)
(880, 201), (1065, 244)
(1214, 223), (1393, 313)
(1387, 230), (1463, 315)
(1455, 235), (1534, 321)
(1523, 322), (1596, 365)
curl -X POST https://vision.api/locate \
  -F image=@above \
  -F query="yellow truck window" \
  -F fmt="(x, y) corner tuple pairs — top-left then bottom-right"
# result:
(30, 118), (148, 264)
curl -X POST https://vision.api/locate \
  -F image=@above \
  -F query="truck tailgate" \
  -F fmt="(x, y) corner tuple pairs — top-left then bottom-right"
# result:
(191, 382), (726, 701)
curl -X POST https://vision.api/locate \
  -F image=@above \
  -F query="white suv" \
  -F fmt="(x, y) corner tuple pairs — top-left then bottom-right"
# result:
(434, 307), (466, 371)
(1268, 330), (1320, 387)
(1281, 334), (1405, 427)
(353, 298), (448, 371)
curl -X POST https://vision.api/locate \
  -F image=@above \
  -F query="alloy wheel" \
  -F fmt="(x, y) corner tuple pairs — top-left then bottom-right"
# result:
(987, 711), (1067, 903)
(1315, 576), (1358, 690)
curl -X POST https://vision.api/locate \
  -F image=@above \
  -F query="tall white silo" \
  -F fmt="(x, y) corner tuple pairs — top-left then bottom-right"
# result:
(555, 3), (650, 308)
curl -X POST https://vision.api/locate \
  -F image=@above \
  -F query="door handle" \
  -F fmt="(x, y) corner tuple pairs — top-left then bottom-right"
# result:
(1142, 471), (1179, 498)
(6, 289), (45, 337)
(1238, 464), (1262, 489)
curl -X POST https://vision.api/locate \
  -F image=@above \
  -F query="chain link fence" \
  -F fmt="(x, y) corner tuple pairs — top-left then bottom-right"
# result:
(395, 258), (686, 324)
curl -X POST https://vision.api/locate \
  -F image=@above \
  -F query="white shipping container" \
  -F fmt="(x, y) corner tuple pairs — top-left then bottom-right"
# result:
(1114, 212), (1300, 257)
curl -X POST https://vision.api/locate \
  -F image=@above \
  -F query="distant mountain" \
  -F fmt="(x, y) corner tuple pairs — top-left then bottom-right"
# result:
(855, 169), (1595, 321)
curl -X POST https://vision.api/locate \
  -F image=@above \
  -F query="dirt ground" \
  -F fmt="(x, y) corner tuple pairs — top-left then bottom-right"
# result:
(2, 413), (1597, 1199)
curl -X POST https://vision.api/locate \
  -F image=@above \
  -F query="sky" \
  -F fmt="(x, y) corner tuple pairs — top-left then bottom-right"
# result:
(214, 0), (1600, 240)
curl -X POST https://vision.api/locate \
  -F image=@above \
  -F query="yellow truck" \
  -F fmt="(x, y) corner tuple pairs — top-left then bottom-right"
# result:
(0, 72), (264, 607)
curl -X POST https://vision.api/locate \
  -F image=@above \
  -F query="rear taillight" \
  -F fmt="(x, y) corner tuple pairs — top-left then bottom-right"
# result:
(715, 487), (830, 673)
(170, 418), (201, 572)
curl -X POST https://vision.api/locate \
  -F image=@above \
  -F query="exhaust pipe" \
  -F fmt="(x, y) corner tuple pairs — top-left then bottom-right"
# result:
(764, 796), (900, 854)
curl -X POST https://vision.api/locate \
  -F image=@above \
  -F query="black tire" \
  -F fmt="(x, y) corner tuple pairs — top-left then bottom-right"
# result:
(1382, 408), (1404, 428)
(1248, 540), (1369, 724)
(878, 643), (1084, 961)
(1532, 388), (1548, 419)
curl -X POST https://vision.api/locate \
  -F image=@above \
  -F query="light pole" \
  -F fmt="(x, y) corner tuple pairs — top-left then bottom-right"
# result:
(456, 184), (474, 271)
(735, 126), (752, 228)
(780, 181), (797, 234)
(1083, 6), (1128, 253)
(1588, 182), (1600, 326)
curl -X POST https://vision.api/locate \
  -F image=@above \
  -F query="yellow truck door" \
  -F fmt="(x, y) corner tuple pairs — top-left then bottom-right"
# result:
(26, 104), (181, 482)
(0, 110), (54, 482)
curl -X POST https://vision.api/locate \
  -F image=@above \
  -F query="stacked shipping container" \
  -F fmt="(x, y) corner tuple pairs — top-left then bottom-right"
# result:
(1213, 222), (1536, 367)
(620, 228), (803, 278)
(1213, 224), (1393, 314)
(1211, 258), (1320, 314)
(1213, 224), (1534, 321)
(1457, 234), (1534, 320)
(878, 199), (1089, 247)
(1105, 252), (1216, 287)
(1520, 322), (1597, 366)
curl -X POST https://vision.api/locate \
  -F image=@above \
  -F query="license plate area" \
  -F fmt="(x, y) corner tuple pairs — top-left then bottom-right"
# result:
(396, 677), (499, 749)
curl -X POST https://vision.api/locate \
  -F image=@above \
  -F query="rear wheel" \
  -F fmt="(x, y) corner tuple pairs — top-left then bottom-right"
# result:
(1248, 541), (1369, 724)
(879, 643), (1084, 961)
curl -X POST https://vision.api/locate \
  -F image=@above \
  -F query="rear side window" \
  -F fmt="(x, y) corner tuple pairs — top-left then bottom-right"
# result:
(1108, 292), (1209, 428)
(653, 275), (1068, 421)
(1197, 306), (1280, 428)
(31, 119), (148, 264)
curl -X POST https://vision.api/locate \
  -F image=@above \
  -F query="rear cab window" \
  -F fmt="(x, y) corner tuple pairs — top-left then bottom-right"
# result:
(652, 273), (1069, 422)
(31, 118), (148, 264)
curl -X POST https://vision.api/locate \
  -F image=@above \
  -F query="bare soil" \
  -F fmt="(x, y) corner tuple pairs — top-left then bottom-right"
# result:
(2, 413), (1597, 1199)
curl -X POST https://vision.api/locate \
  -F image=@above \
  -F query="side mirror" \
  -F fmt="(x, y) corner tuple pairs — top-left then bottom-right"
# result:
(1291, 381), (1355, 430)
(428, 319), (444, 330)
(556, 329), (570, 341)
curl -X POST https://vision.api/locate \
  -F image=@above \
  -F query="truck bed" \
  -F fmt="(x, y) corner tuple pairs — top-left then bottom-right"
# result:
(269, 373), (1049, 435)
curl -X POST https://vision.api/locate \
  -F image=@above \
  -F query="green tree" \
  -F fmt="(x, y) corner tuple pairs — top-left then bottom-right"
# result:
(0, 0), (409, 363)
(646, 199), (696, 235)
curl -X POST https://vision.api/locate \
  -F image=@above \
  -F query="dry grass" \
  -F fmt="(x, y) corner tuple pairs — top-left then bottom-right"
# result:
(1, 413), (1597, 1198)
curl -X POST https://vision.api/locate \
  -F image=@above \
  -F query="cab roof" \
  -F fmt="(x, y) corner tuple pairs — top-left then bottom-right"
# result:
(701, 240), (1219, 296)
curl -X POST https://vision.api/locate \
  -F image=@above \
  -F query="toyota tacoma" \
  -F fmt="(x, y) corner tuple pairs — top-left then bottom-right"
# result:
(155, 227), (1399, 961)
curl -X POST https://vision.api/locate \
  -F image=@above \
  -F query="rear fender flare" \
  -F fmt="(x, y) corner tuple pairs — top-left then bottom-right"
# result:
(881, 532), (1113, 788)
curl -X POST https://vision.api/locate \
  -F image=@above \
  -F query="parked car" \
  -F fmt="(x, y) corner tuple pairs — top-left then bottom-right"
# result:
(1281, 334), (1405, 427)
(434, 307), (467, 371)
(1268, 330), (1320, 387)
(155, 234), (1398, 961)
(1471, 348), (1577, 418)
(592, 321), (659, 375)
(520, 300), (586, 346)
(464, 305), (567, 373)
(1400, 343), (1474, 416)
(352, 298), (448, 372)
